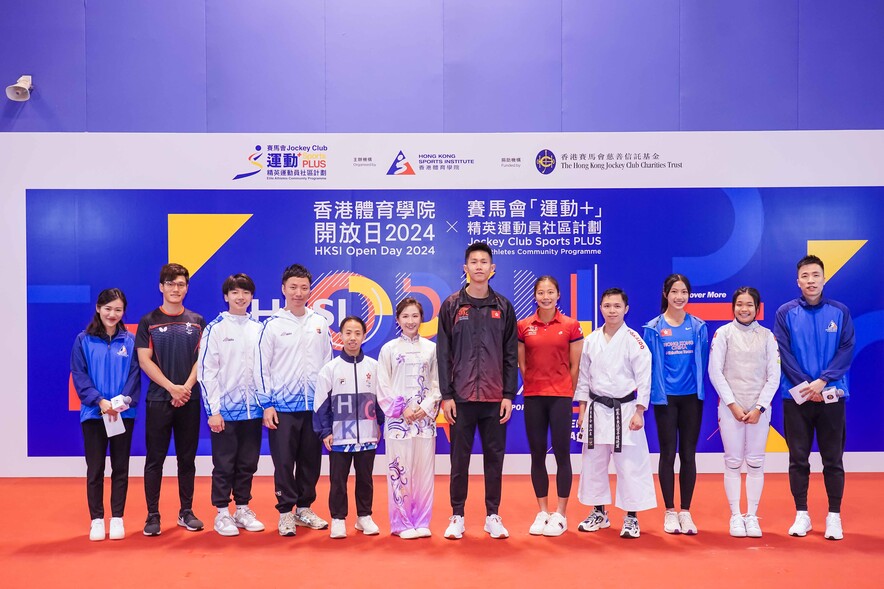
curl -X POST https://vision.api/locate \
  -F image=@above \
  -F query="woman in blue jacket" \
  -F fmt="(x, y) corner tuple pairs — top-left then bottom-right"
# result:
(642, 274), (708, 535)
(71, 288), (140, 541)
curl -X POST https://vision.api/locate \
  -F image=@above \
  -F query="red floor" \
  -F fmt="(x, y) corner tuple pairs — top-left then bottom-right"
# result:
(1, 473), (881, 588)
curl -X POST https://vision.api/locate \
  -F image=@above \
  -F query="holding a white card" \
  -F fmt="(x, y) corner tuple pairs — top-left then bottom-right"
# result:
(70, 288), (141, 542)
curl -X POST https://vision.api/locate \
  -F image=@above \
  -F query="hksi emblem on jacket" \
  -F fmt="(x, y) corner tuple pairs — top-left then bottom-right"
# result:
(455, 306), (470, 324)
(826, 320), (838, 333)
(491, 310), (501, 319)
(116, 346), (128, 357)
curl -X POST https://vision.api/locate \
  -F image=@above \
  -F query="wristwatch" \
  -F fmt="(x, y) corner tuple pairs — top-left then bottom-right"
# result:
(755, 404), (766, 413)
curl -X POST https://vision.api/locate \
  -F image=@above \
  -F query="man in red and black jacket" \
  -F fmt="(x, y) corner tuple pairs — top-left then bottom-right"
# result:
(437, 242), (518, 540)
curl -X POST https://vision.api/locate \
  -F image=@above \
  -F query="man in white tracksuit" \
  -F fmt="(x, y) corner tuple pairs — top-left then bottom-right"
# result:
(575, 288), (656, 539)
(198, 273), (266, 536)
(257, 264), (333, 536)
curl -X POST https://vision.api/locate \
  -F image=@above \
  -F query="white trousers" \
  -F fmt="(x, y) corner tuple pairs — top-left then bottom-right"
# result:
(577, 435), (657, 512)
(718, 402), (771, 470)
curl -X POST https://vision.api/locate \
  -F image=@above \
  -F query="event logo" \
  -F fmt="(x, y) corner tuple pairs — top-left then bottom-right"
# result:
(308, 272), (395, 350)
(387, 151), (416, 176)
(233, 145), (264, 180)
(535, 149), (557, 174)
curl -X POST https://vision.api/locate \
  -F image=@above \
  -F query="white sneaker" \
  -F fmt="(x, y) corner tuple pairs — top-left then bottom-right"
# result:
(444, 515), (465, 539)
(620, 516), (640, 539)
(529, 511), (549, 535)
(89, 518), (105, 541)
(729, 513), (747, 538)
(109, 517), (125, 540)
(234, 507), (265, 532)
(542, 512), (567, 537)
(415, 527), (432, 538)
(330, 518), (347, 539)
(663, 510), (680, 534)
(678, 511), (698, 535)
(355, 515), (380, 535)
(484, 514), (509, 539)
(824, 513), (843, 540)
(788, 511), (812, 537)
(744, 514), (762, 538)
(577, 508), (610, 532)
(295, 507), (329, 530)
(278, 512), (297, 537)
(214, 512), (240, 537)
(398, 528), (420, 539)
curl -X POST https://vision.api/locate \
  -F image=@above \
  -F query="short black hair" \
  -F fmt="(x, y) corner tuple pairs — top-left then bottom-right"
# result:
(601, 287), (628, 306)
(731, 286), (761, 312)
(282, 263), (312, 285)
(339, 315), (366, 332)
(222, 273), (256, 296)
(797, 255), (824, 273)
(159, 263), (190, 285)
(464, 241), (493, 263)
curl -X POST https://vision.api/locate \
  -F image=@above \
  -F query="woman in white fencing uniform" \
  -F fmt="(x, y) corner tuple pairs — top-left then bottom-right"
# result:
(708, 286), (780, 538)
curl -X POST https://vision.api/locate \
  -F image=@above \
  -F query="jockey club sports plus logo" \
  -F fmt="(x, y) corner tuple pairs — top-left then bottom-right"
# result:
(387, 151), (416, 175)
(233, 143), (328, 181)
(233, 145), (264, 180)
(535, 149), (557, 174)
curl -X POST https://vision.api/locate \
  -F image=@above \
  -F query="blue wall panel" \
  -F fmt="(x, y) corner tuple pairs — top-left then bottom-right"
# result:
(798, 0), (884, 129)
(2, 1), (884, 132)
(0, 0), (86, 132)
(562, 0), (680, 132)
(206, 1), (327, 133)
(443, 0), (563, 132)
(680, 1), (799, 131)
(85, 0), (207, 132)
(326, 1), (443, 133)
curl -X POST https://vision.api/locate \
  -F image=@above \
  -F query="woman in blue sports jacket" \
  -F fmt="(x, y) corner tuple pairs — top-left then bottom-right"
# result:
(70, 288), (140, 542)
(642, 274), (708, 536)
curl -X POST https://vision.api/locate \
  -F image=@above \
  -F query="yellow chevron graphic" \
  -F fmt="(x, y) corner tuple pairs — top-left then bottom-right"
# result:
(168, 214), (253, 276)
(807, 239), (867, 279)
(765, 425), (788, 452)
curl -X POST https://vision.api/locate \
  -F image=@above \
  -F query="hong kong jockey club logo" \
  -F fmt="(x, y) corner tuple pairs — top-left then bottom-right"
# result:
(535, 149), (556, 175)
(387, 151), (416, 176)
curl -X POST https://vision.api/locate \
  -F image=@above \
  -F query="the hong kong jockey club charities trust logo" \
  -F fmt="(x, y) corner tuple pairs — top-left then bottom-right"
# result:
(535, 149), (556, 175)
(233, 145), (264, 180)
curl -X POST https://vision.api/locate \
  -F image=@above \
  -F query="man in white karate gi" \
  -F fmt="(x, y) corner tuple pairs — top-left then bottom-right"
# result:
(575, 287), (657, 538)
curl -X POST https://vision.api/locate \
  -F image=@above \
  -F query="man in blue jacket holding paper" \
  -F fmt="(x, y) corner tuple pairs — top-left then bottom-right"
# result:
(774, 254), (855, 541)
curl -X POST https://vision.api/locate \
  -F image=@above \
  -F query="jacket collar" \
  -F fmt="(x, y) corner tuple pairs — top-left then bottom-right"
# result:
(340, 350), (365, 364)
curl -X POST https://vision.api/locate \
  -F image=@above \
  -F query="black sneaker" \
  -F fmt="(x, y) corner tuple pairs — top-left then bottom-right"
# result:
(143, 512), (161, 536)
(177, 509), (204, 531)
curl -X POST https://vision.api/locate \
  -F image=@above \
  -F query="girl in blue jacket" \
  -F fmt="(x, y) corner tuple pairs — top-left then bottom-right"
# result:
(71, 288), (141, 541)
(642, 274), (708, 535)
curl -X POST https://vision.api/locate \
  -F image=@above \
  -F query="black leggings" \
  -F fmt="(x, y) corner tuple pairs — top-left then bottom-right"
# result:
(524, 396), (573, 500)
(654, 394), (703, 510)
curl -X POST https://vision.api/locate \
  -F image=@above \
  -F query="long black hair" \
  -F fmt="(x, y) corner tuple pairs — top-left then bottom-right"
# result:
(85, 288), (128, 337)
(660, 274), (691, 313)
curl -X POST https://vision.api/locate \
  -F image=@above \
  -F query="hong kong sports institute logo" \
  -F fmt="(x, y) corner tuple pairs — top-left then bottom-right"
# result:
(535, 149), (556, 175)
(233, 145), (264, 180)
(387, 151), (416, 176)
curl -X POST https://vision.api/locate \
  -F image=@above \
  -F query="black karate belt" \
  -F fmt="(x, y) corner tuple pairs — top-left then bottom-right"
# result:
(587, 391), (638, 453)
